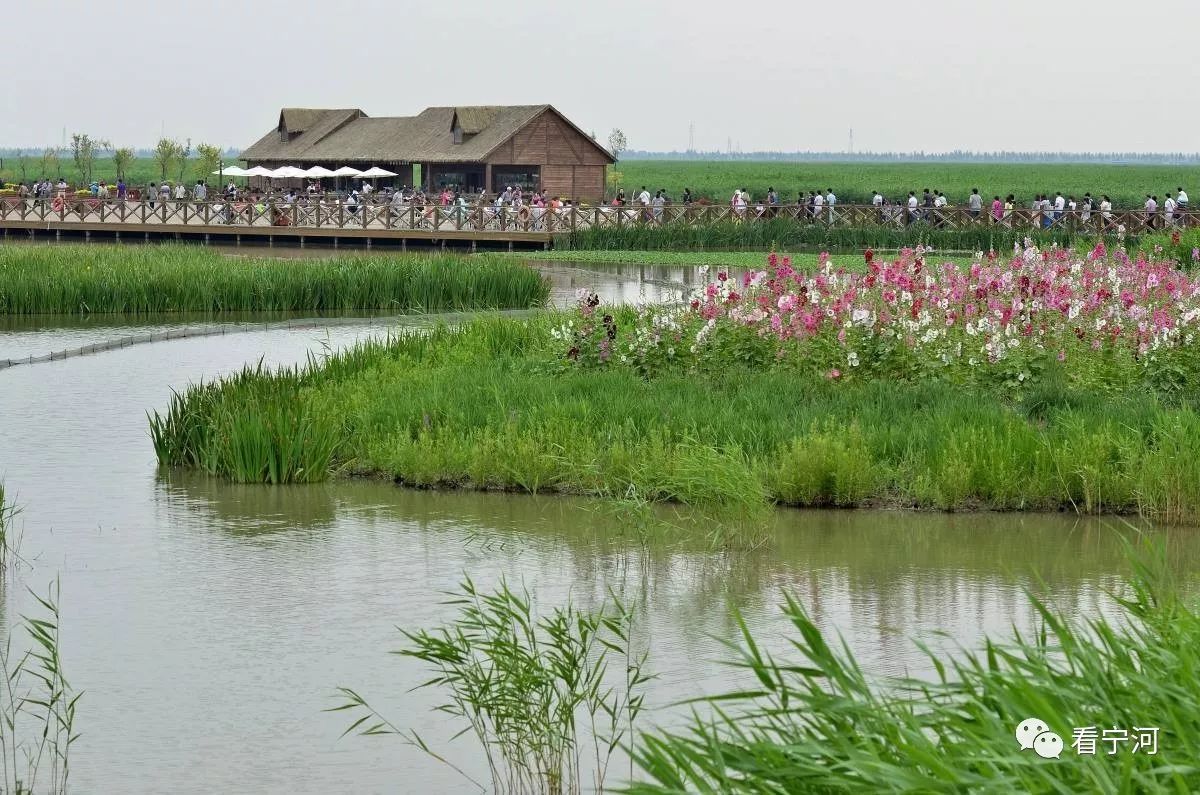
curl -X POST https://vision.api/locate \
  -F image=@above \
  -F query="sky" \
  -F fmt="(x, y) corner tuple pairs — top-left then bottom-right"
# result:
(6, 0), (1200, 155)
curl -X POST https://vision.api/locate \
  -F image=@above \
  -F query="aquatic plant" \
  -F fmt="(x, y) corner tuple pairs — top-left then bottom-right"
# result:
(151, 303), (1200, 522)
(0, 245), (549, 315)
(332, 576), (650, 795)
(562, 220), (1121, 254)
(0, 578), (80, 795)
(629, 540), (1200, 793)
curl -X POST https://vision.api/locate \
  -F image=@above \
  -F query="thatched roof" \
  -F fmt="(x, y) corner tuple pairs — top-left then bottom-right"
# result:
(241, 104), (614, 164)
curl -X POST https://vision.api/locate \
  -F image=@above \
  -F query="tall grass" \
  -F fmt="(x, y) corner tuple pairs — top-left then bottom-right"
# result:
(0, 245), (550, 315)
(629, 540), (1200, 793)
(150, 313), (1200, 522)
(332, 576), (649, 795)
(563, 220), (1126, 253)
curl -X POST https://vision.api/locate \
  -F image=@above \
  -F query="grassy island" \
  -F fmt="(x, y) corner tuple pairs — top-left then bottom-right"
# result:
(151, 245), (1200, 523)
(0, 245), (549, 315)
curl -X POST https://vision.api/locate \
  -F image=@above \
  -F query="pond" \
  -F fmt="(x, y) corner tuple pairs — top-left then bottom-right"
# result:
(0, 258), (1194, 792)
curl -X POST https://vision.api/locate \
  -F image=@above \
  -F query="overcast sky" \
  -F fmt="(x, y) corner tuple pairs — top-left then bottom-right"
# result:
(7, 0), (1198, 154)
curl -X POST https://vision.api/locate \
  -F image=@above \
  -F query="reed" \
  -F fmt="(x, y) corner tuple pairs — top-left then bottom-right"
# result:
(561, 220), (1126, 253)
(150, 313), (1200, 522)
(629, 539), (1200, 793)
(332, 576), (650, 795)
(0, 245), (549, 315)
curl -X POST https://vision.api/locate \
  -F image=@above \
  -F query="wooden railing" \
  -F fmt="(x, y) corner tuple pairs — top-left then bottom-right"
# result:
(0, 197), (1190, 237)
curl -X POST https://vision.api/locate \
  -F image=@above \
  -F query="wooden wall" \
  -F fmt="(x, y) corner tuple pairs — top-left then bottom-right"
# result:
(541, 165), (605, 201)
(487, 109), (609, 201)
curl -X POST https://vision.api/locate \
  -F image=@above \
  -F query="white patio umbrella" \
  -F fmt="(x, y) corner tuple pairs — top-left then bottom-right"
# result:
(302, 166), (337, 178)
(330, 166), (363, 177)
(244, 166), (276, 177)
(357, 166), (398, 179)
(269, 166), (309, 179)
(213, 166), (248, 177)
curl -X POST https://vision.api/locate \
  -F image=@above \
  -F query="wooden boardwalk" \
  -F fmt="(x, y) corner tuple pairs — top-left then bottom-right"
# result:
(0, 197), (1189, 249)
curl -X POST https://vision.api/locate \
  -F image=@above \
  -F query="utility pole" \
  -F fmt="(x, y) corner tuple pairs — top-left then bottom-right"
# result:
(688, 122), (694, 153)
(727, 136), (732, 155)
(849, 128), (854, 155)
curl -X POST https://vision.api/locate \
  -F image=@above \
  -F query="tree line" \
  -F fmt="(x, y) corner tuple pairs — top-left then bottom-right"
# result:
(2, 136), (229, 186)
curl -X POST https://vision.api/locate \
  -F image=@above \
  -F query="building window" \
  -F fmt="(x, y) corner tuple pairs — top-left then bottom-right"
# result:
(452, 126), (463, 145)
(492, 167), (539, 193)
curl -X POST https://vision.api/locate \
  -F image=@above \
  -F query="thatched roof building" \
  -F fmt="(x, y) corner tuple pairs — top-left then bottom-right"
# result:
(241, 104), (613, 201)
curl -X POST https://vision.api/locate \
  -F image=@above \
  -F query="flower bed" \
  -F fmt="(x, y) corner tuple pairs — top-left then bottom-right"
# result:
(559, 242), (1200, 396)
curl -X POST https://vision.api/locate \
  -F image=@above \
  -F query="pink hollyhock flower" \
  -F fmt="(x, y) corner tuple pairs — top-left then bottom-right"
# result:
(717, 271), (728, 282)
(827, 368), (841, 379)
(1057, 350), (1066, 362)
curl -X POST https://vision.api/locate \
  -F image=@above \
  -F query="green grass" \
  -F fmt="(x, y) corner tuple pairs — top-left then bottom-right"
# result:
(0, 245), (549, 315)
(630, 540), (1200, 793)
(560, 218), (1125, 253)
(614, 160), (1200, 211)
(518, 249), (970, 269)
(150, 312), (1200, 523)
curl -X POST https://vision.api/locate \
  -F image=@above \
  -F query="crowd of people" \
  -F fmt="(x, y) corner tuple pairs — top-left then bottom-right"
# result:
(606, 184), (1195, 229)
(9, 176), (1197, 232)
(7, 177), (581, 228)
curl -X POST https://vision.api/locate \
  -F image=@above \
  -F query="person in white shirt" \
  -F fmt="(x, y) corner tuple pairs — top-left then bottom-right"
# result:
(1099, 195), (1113, 230)
(967, 188), (982, 218)
(193, 181), (207, 201)
(1164, 195), (1177, 227)
(1053, 193), (1065, 221)
(906, 191), (918, 225)
(1145, 195), (1158, 229)
(733, 188), (748, 217)
(173, 183), (187, 201)
(933, 192), (947, 209)
(872, 190), (884, 221)
(824, 189), (836, 222)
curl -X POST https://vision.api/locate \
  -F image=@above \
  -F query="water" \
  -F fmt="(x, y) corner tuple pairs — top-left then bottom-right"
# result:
(0, 259), (1196, 792)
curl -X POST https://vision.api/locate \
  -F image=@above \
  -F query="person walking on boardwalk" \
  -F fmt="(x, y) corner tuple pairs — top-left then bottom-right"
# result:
(968, 188), (982, 219)
(146, 183), (157, 211)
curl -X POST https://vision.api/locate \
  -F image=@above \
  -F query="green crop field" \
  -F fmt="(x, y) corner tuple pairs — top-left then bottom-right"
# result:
(2, 156), (234, 190)
(6, 155), (1198, 213)
(612, 160), (1200, 212)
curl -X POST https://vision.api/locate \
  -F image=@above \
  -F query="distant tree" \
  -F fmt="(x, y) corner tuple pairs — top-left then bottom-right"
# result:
(606, 168), (624, 195)
(40, 147), (61, 180)
(194, 143), (221, 186)
(153, 138), (180, 181)
(13, 150), (27, 183)
(70, 133), (110, 185)
(177, 137), (192, 183)
(607, 129), (627, 160)
(112, 147), (134, 181)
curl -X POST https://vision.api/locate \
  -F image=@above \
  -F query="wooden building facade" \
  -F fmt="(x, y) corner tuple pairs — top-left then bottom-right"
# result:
(241, 104), (613, 202)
